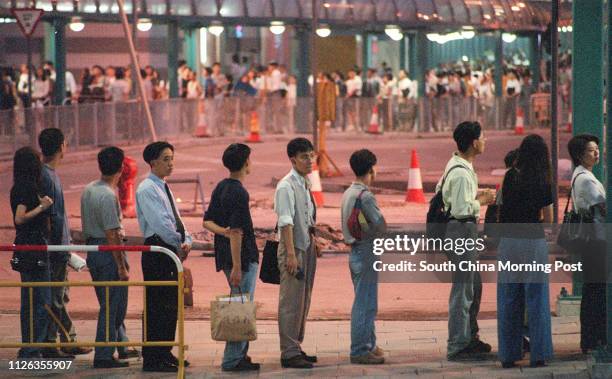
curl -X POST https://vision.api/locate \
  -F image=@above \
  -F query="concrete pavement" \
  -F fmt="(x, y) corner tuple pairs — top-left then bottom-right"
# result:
(0, 315), (591, 378)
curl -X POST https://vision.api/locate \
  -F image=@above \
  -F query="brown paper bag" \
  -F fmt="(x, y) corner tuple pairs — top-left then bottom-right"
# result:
(210, 294), (257, 342)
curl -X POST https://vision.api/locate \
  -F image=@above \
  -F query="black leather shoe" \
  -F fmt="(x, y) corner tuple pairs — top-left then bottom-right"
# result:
(530, 360), (546, 368)
(42, 348), (74, 359)
(281, 355), (313, 369)
(467, 339), (492, 353)
(222, 358), (260, 372)
(164, 354), (190, 367)
(118, 348), (140, 359)
(522, 337), (530, 353)
(62, 346), (92, 355)
(301, 350), (318, 363)
(143, 362), (178, 372)
(502, 361), (517, 369)
(93, 359), (129, 368)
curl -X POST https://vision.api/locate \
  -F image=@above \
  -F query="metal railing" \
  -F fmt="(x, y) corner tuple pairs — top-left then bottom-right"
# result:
(0, 244), (187, 378)
(0, 94), (571, 156)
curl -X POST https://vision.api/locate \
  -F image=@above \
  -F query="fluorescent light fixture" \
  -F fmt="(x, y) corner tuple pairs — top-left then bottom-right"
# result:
(269, 21), (285, 35)
(511, 6), (520, 12)
(137, 18), (152, 32)
(384, 25), (403, 41)
(316, 25), (331, 38)
(462, 55), (469, 62)
(567, 25), (573, 32)
(518, 2), (526, 8)
(199, 28), (208, 65)
(561, 26), (567, 33)
(502, 33), (517, 43)
(461, 30), (475, 39)
(69, 17), (85, 32)
(208, 22), (224, 36)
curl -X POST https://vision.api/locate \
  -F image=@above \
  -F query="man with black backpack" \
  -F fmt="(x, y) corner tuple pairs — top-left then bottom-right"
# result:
(436, 121), (495, 361)
(341, 149), (387, 365)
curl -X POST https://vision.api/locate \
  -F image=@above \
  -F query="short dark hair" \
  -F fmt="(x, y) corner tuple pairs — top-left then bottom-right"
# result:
(350, 149), (377, 177)
(453, 121), (482, 153)
(13, 146), (42, 186)
(287, 138), (314, 158)
(222, 143), (251, 172)
(568, 134), (600, 167)
(143, 141), (174, 165)
(98, 147), (124, 176)
(38, 128), (64, 157)
(504, 149), (518, 169)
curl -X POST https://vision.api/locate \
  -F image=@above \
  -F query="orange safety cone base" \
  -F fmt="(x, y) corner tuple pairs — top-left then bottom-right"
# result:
(245, 132), (262, 143)
(405, 189), (426, 203)
(193, 126), (211, 138)
(312, 191), (325, 207)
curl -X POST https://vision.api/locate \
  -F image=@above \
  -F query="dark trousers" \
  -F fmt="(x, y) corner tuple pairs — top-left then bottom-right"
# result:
(47, 259), (76, 343)
(580, 240), (607, 351)
(19, 269), (51, 358)
(142, 236), (179, 364)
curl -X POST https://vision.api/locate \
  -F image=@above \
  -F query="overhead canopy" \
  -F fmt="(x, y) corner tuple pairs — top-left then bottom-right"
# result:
(1, 0), (557, 32)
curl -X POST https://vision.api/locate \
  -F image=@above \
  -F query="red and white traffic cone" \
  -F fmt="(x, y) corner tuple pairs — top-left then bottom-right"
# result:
(405, 149), (426, 203)
(193, 100), (210, 138)
(246, 111), (262, 143)
(514, 107), (525, 135)
(367, 105), (382, 134)
(308, 161), (324, 207)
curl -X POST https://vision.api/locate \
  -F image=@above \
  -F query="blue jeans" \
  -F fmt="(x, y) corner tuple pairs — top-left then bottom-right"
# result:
(221, 262), (258, 369)
(497, 238), (553, 364)
(19, 269), (51, 358)
(88, 256), (128, 361)
(349, 241), (379, 357)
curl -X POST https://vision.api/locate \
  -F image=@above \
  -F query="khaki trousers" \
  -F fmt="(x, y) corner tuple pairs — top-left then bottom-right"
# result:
(277, 238), (317, 359)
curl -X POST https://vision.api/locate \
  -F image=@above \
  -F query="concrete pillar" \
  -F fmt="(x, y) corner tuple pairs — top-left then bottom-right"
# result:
(572, 0), (604, 179)
(295, 27), (310, 97)
(494, 31), (503, 98)
(529, 33), (541, 90)
(399, 34), (407, 71)
(183, 28), (198, 72)
(414, 32), (428, 98)
(167, 21), (179, 98)
(44, 22), (55, 64)
(52, 18), (67, 105)
(408, 33), (416, 76)
(361, 32), (370, 73)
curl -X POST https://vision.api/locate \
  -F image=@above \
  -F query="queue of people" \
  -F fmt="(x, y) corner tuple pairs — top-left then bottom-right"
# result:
(8, 123), (607, 372)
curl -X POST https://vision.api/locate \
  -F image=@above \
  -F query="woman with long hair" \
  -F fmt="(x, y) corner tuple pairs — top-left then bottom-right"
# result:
(10, 147), (54, 358)
(567, 134), (607, 353)
(497, 134), (554, 368)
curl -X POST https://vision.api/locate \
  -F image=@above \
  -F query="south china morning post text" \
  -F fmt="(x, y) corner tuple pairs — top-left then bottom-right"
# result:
(370, 233), (583, 282)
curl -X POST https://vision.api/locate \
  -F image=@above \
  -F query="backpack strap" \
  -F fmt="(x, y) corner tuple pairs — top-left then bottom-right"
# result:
(564, 171), (587, 214)
(440, 165), (468, 194)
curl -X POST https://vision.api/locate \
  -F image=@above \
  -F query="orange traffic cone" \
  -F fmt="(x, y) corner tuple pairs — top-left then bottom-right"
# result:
(405, 149), (426, 203)
(308, 161), (324, 207)
(367, 105), (382, 134)
(514, 107), (525, 135)
(246, 111), (262, 143)
(193, 100), (210, 138)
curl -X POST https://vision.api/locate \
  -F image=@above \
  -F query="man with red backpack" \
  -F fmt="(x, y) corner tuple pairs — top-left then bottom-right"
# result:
(340, 149), (387, 365)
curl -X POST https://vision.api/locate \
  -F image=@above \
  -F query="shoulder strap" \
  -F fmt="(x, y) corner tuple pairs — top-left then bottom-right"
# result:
(440, 164), (468, 193)
(564, 171), (587, 214)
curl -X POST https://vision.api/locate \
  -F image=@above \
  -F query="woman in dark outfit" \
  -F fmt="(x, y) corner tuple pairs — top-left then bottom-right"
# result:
(10, 147), (54, 358)
(497, 134), (553, 368)
(567, 134), (607, 353)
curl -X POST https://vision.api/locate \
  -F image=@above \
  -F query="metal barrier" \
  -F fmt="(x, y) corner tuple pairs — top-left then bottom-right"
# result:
(0, 244), (187, 378)
(0, 94), (573, 157)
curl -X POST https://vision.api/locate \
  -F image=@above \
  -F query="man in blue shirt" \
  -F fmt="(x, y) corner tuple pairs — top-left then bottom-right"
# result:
(203, 143), (260, 372)
(136, 141), (192, 373)
(38, 128), (91, 357)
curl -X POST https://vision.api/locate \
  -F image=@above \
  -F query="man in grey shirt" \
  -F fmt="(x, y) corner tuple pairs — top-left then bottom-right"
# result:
(340, 149), (386, 365)
(274, 138), (321, 369)
(81, 147), (131, 369)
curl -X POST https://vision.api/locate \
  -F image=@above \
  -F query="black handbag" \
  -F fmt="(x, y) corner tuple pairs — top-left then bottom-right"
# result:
(557, 172), (592, 252)
(259, 240), (280, 284)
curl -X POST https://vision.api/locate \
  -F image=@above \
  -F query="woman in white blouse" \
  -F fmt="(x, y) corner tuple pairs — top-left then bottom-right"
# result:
(567, 134), (607, 353)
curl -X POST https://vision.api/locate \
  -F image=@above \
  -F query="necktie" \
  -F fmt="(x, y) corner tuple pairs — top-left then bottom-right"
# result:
(164, 183), (185, 242)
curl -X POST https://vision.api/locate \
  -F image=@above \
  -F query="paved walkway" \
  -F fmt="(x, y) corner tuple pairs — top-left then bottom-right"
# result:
(0, 315), (592, 378)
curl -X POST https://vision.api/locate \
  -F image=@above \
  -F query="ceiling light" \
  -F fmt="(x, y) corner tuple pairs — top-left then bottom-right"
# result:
(208, 22), (224, 36)
(511, 6), (520, 12)
(462, 55), (469, 62)
(518, 2), (526, 8)
(316, 25), (331, 38)
(384, 25), (403, 41)
(502, 33), (517, 43)
(567, 25), (573, 32)
(483, 14), (491, 20)
(269, 21), (285, 35)
(69, 17), (84, 32)
(461, 30), (475, 39)
(137, 18), (152, 32)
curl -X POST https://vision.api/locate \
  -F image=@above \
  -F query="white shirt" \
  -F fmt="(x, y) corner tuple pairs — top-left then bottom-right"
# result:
(65, 71), (77, 94)
(109, 79), (130, 102)
(346, 76), (362, 97)
(266, 69), (282, 92)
